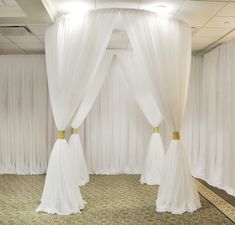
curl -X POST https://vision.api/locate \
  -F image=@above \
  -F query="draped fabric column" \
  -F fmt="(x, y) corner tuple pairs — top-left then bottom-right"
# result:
(36, 10), (118, 215)
(69, 52), (114, 186)
(122, 10), (201, 214)
(116, 53), (165, 185)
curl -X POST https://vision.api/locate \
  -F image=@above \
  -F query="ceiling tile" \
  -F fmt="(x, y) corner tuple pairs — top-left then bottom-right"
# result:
(0, 42), (24, 54)
(27, 24), (48, 35)
(193, 27), (231, 37)
(0, 5), (26, 17)
(176, 1), (227, 27)
(218, 29), (235, 43)
(7, 35), (41, 43)
(192, 36), (219, 51)
(0, 33), (11, 43)
(2, 0), (18, 6)
(139, 0), (184, 15)
(205, 16), (235, 28)
(96, 0), (139, 9)
(36, 35), (45, 43)
(16, 42), (44, 50)
(217, 3), (235, 16)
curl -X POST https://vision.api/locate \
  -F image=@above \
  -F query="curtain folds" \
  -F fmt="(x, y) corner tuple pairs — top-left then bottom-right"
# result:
(83, 57), (152, 174)
(121, 10), (201, 213)
(116, 53), (165, 185)
(184, 50), (235, 197)
(0, 55), (54, 174)
(69, 52), (114, 186)
(37, 10), (118, 215)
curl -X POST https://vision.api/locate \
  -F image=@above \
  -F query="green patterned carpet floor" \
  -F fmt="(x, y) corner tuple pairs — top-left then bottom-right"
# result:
(0, 174), (234, 225)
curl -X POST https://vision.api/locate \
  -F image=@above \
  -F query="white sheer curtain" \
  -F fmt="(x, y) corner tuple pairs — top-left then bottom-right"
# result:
(0, 55), (55, 174)
(69, 52), (114, 186)
(122, 10), (201, 213)
(82, 56), (152, 174)
(116, 53), (165, 185)
(184, 47), (235, 196)
(37, 10), (118, 215)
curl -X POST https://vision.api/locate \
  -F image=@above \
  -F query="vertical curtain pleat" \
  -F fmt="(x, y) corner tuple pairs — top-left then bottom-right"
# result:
(185, 44), (235, 196)
(0, 55), (54, 175)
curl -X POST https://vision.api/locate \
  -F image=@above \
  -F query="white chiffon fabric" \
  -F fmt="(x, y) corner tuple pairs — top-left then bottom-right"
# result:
(37, 10), (118, 214)
(121, 10), (201, 213)
(0, 55), (54, 174)
(184, 50), (235, 196)
(83, 57), (152, 174)
(69, 52), (114, 186)
(116, 53), (165, 185)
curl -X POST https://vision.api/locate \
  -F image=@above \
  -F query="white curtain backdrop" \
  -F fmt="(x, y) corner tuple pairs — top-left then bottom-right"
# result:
(37, 10), (118, 215)
(69, 51), (114, 186)
(184, 46), (235, 196)
(0, 52), (235, 198)
(0, 55), (55, 175)
(116, 53), (165, 185)
(122, 10), (201, 213)
(82, 55), (152, 174)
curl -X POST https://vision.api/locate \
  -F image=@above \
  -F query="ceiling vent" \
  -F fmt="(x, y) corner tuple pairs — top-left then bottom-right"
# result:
(0, 26), (32, 36)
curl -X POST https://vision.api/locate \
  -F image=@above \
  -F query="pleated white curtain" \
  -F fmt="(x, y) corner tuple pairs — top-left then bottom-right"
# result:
(116, 53), (165, 185)
(0, 55), (54, 174)
(69, 52), (114, 186)
(184, 47), (235, 196)
(37, 10), (118, 215)
(83, 56), (152, 174)
(121, 10), (201, 213)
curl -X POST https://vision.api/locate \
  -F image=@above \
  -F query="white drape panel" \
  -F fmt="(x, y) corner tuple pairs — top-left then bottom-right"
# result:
(184, 48), (235, 196)
(37, 10), (118, 215)
(0, 55), (54, 174)
(116, 53), (165, 185)
(122, 10), (201, 213)
(83, 57), (152, 174)
(69, 52), (114, 186)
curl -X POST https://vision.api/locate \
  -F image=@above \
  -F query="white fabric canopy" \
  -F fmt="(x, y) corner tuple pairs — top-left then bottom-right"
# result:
(38, 8), (201, 215)
(37, 10), (118, 214)
(121, 10), (201, 213)
(69, 51), (114, 186)
(116, 53), (165, 185)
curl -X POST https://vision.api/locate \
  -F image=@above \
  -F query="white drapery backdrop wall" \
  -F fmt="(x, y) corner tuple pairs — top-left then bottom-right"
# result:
(0, 55), (55, 175)
(184, 42), (235, 196)
(0, 51), (234, 197)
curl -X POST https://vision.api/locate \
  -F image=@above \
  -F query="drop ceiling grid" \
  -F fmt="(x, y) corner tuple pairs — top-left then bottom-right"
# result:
(1, 0), (235, 54)
(0, 25), (45, 54)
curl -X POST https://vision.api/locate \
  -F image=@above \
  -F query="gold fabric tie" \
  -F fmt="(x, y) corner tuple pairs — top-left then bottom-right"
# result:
(71, 128), (79, 134)
(57, 131), (65, 139)
(172, 131), (180, 140)
(153, 127), (160, 133)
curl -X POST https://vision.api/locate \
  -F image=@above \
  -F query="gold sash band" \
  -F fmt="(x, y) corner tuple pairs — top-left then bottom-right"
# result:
(172, 131), (180, 140)
(57, 131), (65, 139)
(153, 127), (160, 133)
(71, 128), (79, 134)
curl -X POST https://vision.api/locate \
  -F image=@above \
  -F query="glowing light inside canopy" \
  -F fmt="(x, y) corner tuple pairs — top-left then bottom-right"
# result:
(58, 1), (91, 15)
(153, 5), (170, 16)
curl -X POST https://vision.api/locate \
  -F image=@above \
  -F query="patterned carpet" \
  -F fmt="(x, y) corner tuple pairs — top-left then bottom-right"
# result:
(0, 174), (234, 225)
